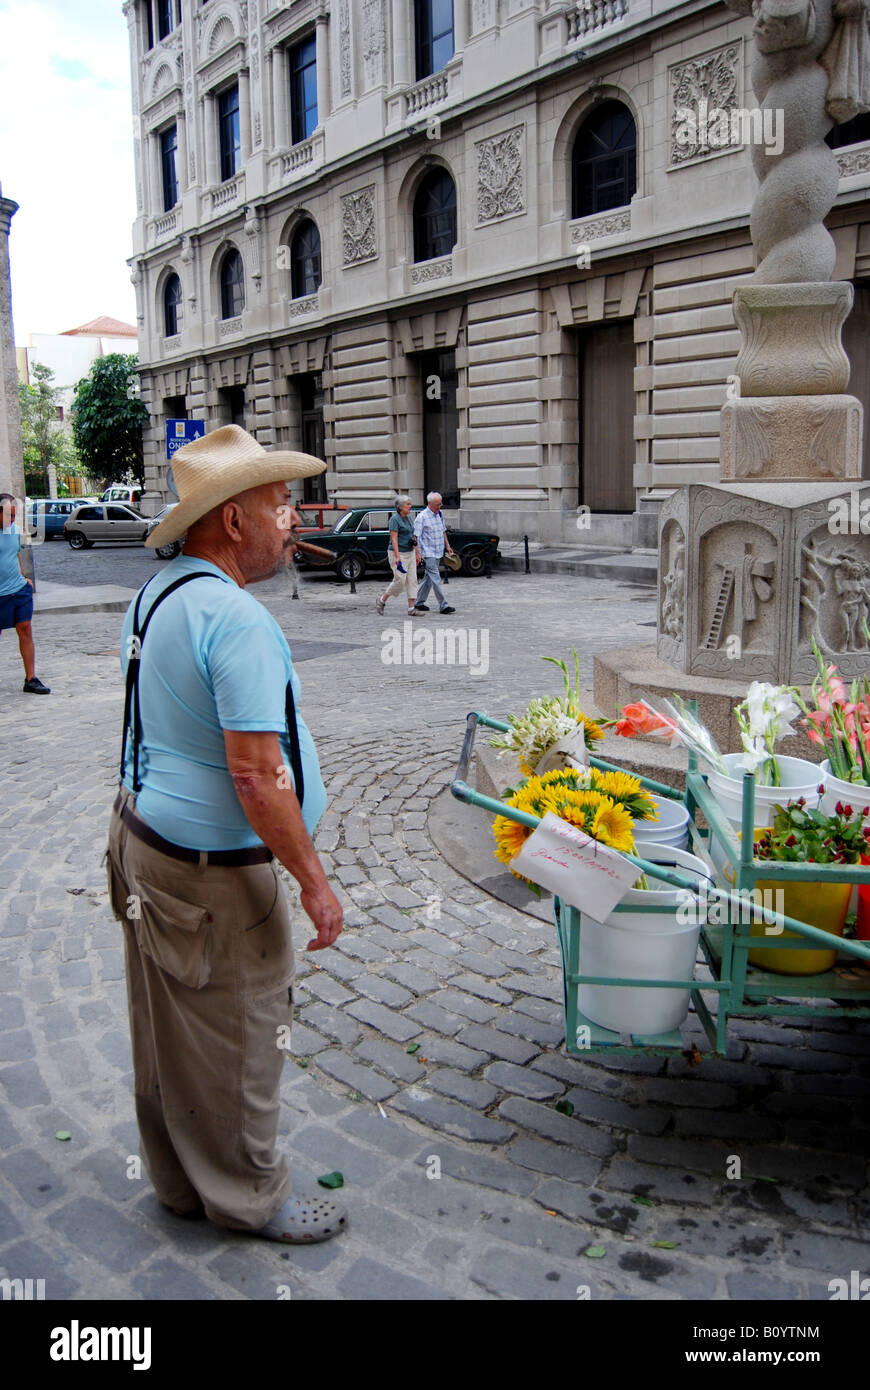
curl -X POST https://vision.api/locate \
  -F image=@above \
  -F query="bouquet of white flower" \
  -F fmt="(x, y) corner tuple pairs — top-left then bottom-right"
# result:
(734, 682), (801, 787)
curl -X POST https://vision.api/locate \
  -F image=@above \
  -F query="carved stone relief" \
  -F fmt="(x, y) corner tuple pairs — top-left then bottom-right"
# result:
(476, 126), (524, 223)
(410, 259), (452, 283)
(837, 145), (870, 178)
(342, 186), (377, 264)
(472, 0), (496, 31)
(208, 16), (236, 57)
(569, 211), (630, 242)
(660, 523), (686, 642)
(800, 529), (870, 655)
(362, 0), (385, 87)
(339, 0), (352, 98)
(698, 523), (777, 658)
(669, 42), (741, 165)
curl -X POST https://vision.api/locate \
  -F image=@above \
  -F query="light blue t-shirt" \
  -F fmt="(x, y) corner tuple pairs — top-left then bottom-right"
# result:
(0, 525), (26, 597)
(120, 556), (327, 850)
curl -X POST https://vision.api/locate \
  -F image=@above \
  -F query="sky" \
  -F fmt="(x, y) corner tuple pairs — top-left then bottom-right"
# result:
(0, 0), (138, 342)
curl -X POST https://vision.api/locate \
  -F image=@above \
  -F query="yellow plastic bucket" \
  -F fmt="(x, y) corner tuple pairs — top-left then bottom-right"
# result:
(747, 879), (852, 975)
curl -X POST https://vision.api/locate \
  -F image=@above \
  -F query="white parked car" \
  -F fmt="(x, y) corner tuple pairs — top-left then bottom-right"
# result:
(146, 503), (182, 559)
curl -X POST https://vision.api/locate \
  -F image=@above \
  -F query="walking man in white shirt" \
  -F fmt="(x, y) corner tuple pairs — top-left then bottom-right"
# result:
(412, 492), (456, 615)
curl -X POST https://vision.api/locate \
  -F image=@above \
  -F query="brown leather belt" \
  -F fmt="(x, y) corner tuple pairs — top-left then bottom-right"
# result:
(114, 794), (273, 867)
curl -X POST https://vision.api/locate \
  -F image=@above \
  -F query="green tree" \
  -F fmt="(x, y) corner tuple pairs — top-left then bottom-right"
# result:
(19, 360), (68, 495)
(71, 353), (149, 487)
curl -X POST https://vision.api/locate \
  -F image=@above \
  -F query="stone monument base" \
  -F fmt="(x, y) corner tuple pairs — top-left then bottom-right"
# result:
(720, 395), (863, 481)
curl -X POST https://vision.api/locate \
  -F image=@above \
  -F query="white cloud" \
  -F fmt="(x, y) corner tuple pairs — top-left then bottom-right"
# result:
(0, 0), (137, 342)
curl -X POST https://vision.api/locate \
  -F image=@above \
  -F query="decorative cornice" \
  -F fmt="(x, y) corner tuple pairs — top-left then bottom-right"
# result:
(570, 210), (630, 241)
(410, 257), (452, 283)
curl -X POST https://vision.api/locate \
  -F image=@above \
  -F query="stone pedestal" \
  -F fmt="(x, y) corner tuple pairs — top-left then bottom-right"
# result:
(720, 394), (863, 481)
(657, 481), (870, 684)
(733, 283), (853, 396)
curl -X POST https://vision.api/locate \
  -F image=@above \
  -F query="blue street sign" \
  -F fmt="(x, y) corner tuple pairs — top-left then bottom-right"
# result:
(166, 419), (206, 459)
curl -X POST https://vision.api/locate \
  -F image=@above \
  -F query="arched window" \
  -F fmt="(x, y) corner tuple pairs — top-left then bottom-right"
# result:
(220, 249), (245, 319)
(826, 112), (870, 150)
(291, 220), (322, 298)
(413, 168), (457, 262)
(572, 101), (637, 220)
(164, 273), (182, 337)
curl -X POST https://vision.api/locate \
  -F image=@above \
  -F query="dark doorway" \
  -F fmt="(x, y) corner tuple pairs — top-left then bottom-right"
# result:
(297, 373), (327, 503)
(578, 319), (636, 511)
(843, 282), (870, 479)
(220, 386), (247, 429)
(421, 349), (459, 508)
(164, 395), (186, 420)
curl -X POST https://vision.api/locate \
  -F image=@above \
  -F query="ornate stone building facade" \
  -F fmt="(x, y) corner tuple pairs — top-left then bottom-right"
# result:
(127, 0), (870, 544)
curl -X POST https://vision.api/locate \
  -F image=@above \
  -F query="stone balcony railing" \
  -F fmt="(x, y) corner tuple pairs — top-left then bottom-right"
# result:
(405, 71), (449, 118)
(210, 174), (243, 215)
(151, 210), (178, 242)
(567, 0), (628, 40)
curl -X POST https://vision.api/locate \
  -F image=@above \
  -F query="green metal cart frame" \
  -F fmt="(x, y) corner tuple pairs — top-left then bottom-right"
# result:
(451, 711), (870, 1058)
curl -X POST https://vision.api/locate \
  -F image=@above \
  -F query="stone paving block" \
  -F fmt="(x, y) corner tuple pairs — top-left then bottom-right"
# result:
(371, 905), (419, 934)
(0, 996), (25, 1032)
(382, 884), (425, 909)
(498, 1097), (616, 1158)
(665, 1055), (774, 1087)
(0, 1060), (50, 1108)
(641, 1078), (739, 1109)
(411, 1035), (488, 1071)
(352, 974), (414, 1009)
(511, 995), (564, 1024)
(61, 936), (87, 961)
(0, 1030), (34, 1064)
(454, 950), (510, 979)
(408, 929), (461, 957)
(505, 1136), (602, 1185)
(405, 1001), (465, 1037)
(314, 1050), (397, 1103)
(427, 1068), (499, 1109)
(499, 972), (562, 1001)
(748, 1043), (852, 1073)
(0, 1103), (21, 1152)
(354, 1039), (424, 1084)
(743, 1143), (865, 1189)
(673, 1108), (779, 1141)
(299, 1003), (362, 1048)
(97, 948), (124, 981)
(456, 1024), (539, 1065)
(310, 951), (365, 982)
(782, 1230), (870, 1275)
(449, 973), (513, 1005)
(470, 1244), (577, 1300)
(563, 1086), (670, 1136)
(96, 1029), (133, 1071)
(1, 1146), (68, 1210)
(786, 1074), (868, 1098)
(383, 961), (440, 995)
(338, 1255), (451, 1300)
(346, 998), (421, 1043)
(0, 1237), (78, 1300)
(392, 1087), (514, 1144)
(534, 1178), (650, 1237)
(339, 1107), (422, 1157)
(726, 1272), (803, 1299)
(209, 1248), (307, 1301)
(492, 1011), (564, 1048)
(336, 935), (390, 964)
(429, 987), (497, 1024)
(288, 1125), (390, 1187)
(484, 1061), (565, 1100)
(403, 948), (459, 979)
(132, 1257), (220, 1301)
(412, 1141), (537, 1197)
(288, 1022), (329, 1057)
(304, 973), (357, 1008)
(49, 1196), (160, 1273)
(614, 1247), (719, 1300)
(481, 1204), (594, 1261)
(0, 1195), (23, 1246)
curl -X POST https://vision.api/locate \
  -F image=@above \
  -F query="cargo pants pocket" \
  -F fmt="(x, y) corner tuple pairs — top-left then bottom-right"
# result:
(128, 875), (214, 989)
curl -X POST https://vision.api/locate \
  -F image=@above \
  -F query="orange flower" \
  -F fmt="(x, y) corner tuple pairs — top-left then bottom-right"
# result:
(614, 701), (678, 740)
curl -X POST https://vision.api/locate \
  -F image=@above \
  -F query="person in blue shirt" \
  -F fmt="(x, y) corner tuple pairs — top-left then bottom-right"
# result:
(0, 493), (50, 694)
(106, 426), (347, 1246)
(412, 491), (457, 615)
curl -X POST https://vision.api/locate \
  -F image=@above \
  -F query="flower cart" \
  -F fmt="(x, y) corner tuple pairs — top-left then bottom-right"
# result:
(452, 711), (870, 1059)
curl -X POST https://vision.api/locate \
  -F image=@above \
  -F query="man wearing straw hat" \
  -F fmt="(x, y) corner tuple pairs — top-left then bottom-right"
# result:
(106, 425), (347, 1244)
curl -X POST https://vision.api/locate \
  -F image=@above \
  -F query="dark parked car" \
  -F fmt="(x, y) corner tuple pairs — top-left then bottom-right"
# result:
(64, 503), (150, 549)
(26, 499), (92, 540)
(294, 506), (500, 583)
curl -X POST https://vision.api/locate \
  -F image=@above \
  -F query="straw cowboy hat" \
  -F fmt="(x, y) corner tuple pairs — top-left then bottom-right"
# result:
(145, 424), (326, 548)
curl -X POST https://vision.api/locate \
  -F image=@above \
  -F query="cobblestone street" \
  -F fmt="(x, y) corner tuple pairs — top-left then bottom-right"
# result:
(1, 545), (868, 1301)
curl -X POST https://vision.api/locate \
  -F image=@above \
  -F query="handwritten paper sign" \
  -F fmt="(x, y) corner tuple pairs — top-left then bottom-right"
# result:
(511, 812), (638, 922)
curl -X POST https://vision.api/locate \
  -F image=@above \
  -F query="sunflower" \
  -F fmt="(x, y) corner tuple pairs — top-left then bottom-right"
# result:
(492, 813), (530, 866)
(589, 768), (659, 821)
(590, 799), (636, 853)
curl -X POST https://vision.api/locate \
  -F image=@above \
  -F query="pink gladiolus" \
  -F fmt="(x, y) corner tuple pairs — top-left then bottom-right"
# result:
(806, 728), (824, 746)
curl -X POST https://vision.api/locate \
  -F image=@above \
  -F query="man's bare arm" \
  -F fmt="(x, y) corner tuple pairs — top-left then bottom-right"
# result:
(224, 729), (342, 951)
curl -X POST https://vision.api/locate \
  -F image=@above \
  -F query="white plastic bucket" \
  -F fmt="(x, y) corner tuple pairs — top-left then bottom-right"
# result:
(633, 794), (690, 851)
(577, 843), (712, 1035)
(818, 760), (870, 825)
(707, 754), (821, 829)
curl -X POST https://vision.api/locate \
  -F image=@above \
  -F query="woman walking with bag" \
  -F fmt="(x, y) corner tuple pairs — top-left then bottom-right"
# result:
(376, 496), (423, 617)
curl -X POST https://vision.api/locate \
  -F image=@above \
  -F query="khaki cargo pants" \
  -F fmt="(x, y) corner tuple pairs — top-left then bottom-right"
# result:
(106, 786), (295, 1230)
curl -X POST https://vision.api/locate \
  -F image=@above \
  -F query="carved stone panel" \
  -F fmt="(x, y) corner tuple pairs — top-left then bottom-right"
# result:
(339, 0), (352, 98)
(669, 42), (741, 166)
(659, 520), (686, 653)
(362, 0), (385, 88)
(476, 126), (524, 224)
(793, 486), (870, 679)
(342, 186), (377, 264)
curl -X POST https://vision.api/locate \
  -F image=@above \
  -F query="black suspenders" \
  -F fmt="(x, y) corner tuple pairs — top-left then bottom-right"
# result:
(120, 572), (305, 808)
